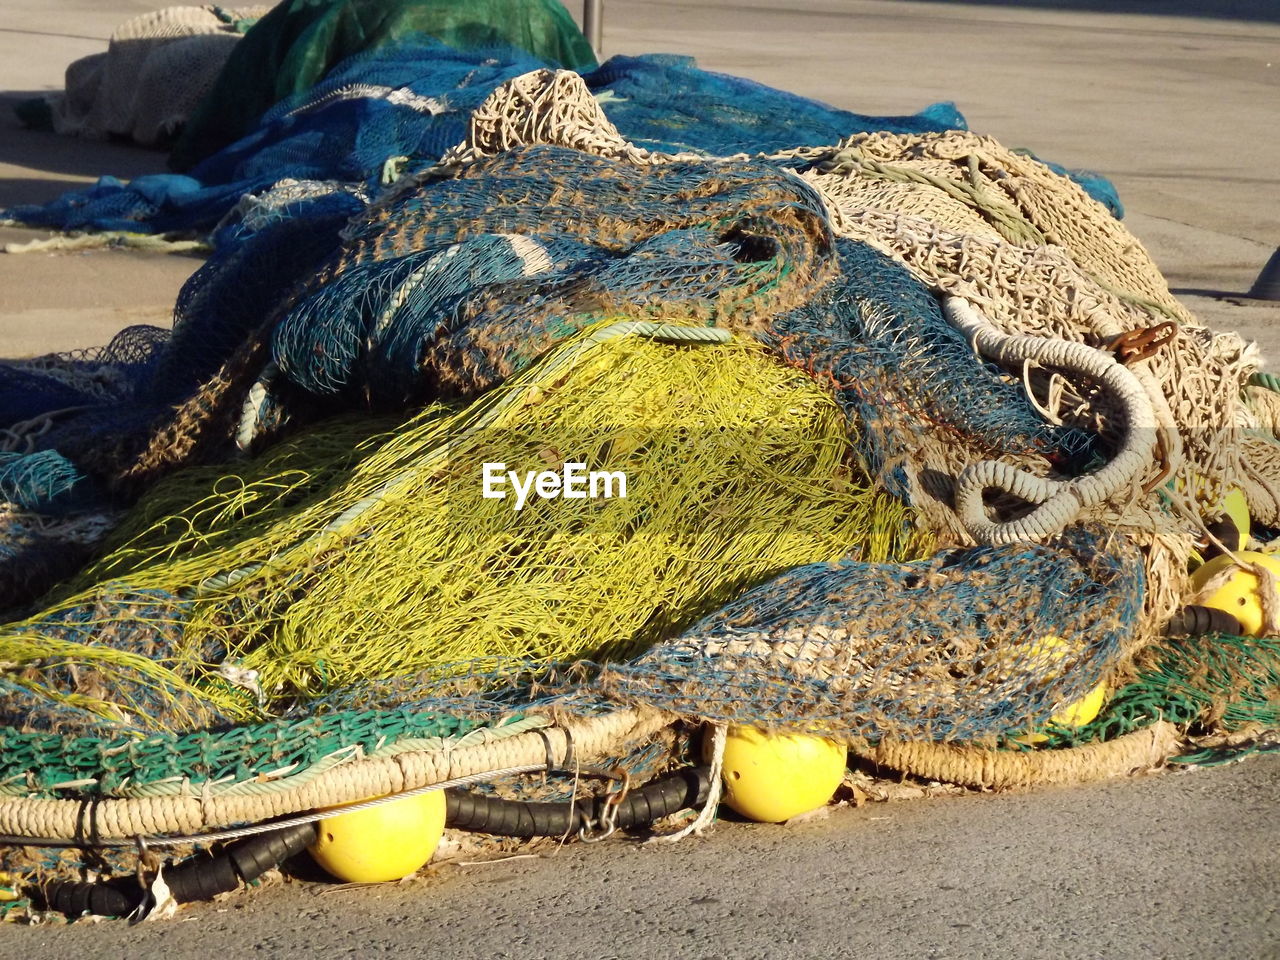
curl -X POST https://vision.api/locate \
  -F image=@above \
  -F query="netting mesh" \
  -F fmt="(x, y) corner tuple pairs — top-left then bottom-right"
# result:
(2, 40), (974, 244)
(15, 5), (263, 147)
(0, 330), (927, 735)
(600, 526), (1141, 744)
(0, 708), (481, 798)
(170, 0), (600, 169)
(0, 19), (1276, 891)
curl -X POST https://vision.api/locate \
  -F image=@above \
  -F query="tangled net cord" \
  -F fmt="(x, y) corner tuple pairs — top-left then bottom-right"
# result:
(205, 319), (732, 595)
(942, 296), (1157, 545)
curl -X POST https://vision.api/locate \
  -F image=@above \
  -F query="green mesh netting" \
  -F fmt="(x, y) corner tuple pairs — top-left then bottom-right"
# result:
(170, 0), (598, 169)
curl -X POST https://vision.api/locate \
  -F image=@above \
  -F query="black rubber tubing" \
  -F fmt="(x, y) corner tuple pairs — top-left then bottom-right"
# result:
(37, 765), (713, 917)
(39, 820), (317, 918)
(1200, 515), (1244, 560)
(444, 764), (712, 838)
(1164, 604), (1245, 637)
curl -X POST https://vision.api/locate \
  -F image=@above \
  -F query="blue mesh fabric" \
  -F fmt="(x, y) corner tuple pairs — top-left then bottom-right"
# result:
(584, 53), (967, 156)
(1, 42), (977, 239)
(597, 527), (1142, 741)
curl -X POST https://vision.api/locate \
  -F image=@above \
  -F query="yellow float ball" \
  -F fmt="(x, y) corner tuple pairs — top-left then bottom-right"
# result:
(708, 726), (846, 823)
(1189, 550), (1280, 637)
(1222, 487), (1251, 548)
(1179, 483), (1249, 571)
(1051, 681), (1107, 728)
(1007, 635), (1107, 745)
(309, 791), (446, 883)
(1013, 680), (1108, 745)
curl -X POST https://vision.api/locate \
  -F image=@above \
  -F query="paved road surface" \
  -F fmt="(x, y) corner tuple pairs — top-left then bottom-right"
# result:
(9, 755), (1280, 959)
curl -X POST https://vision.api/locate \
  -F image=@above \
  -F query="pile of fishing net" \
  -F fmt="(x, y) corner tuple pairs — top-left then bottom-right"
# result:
(14, 5), (265, 147)
(1, 41), (977, 245)
(0, 9), (1277, 922)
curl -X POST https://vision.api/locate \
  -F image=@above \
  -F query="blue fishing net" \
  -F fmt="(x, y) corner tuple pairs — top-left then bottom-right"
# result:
(584, 53), (968, 157)
(0, 324), (172, 518)
(188, 42), (553, 191)
(599, 526), (1142, 742)
(1, 41), (969, 240)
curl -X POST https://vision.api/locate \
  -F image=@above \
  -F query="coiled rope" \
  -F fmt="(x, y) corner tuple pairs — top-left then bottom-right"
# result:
(942, 296), (1157, 544)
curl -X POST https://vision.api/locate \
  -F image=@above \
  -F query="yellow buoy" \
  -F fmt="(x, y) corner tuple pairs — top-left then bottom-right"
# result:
(1221, 487), (1251, 548)
(1189, 550), (1280, 637)
(1013, 682), (1107, 745)
(309, 791), (446, 883)
(1007, 635), (1107, 745)
(709, 726), (846, 823)
(1184, 484), (1250, 570)
(1050, 682), (1107, 728)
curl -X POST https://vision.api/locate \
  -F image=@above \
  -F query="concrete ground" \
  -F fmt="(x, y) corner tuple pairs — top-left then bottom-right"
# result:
(10, 755), (1280, 960)
(0, 1), (1277, 957)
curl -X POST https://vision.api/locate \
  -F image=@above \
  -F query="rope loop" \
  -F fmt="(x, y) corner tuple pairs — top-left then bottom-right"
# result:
(942, 296), (1158, 544)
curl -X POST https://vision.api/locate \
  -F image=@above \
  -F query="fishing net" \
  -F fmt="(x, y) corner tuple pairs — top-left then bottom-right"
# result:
(14, 6), (265, 147)
(0, 20), (1277, 919)
(0, 328), (926, 735)
(2, 32), (974, 242)
(169, 0), (599, 169)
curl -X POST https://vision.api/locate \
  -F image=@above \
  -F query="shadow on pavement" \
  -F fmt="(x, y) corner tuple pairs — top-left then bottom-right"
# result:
(0, 93), (168, 207)
(895, 0), (1280, 24)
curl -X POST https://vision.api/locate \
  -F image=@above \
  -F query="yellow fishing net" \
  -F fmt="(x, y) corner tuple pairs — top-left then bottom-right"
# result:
(6, 324), (928, 730)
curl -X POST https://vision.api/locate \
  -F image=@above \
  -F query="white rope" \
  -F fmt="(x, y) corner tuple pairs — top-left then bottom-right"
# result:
(942, 295), (1158, 544)
(0, 406), (96, 454)
(284, 83), (446, 119)
(3, 233), (208, 255)
(648, 722), (724, 843)
(0, 763), (550, 849)
(234, 362), (278, 453)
